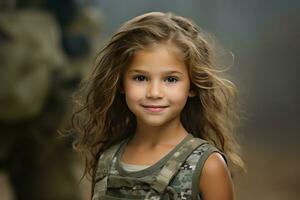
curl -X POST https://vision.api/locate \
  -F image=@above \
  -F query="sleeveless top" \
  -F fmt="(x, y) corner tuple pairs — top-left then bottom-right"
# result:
(93, 134), (225, 200)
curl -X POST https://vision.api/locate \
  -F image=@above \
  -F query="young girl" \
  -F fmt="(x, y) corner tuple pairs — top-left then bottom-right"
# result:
(72, 12), (244, 200)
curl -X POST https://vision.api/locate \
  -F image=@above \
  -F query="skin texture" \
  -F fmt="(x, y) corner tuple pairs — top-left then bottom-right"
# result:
(123, 43), (191, 130)
(122, 43), (234, 199)
(200, 153), (234, 200)
(122, 43), (191, 165)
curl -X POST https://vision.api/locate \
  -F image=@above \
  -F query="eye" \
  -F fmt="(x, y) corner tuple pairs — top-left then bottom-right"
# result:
(133, 75), (147, 82)
(165, 76), (178, 83)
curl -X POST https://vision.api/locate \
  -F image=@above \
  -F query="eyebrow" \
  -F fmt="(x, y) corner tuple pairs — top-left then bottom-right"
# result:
(128, 69), (184, 75)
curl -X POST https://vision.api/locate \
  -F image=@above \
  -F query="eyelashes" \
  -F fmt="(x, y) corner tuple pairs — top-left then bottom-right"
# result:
(133, 75), (147, 82)
(165, 76), (178, 83)
(132, 75), (179, 83)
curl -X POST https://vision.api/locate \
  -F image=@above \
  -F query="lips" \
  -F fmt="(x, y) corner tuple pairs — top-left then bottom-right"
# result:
(142, 105), (168, 113)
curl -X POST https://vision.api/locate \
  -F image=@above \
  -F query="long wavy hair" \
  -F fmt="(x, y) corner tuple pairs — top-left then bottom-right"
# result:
(72, 12), (245, 187)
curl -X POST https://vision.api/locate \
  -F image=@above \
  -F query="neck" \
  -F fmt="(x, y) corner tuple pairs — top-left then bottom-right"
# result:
(131, 117), (188, 146)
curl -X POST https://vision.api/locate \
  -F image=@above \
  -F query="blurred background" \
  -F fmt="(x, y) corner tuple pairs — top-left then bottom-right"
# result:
(0, 0), (299, 200)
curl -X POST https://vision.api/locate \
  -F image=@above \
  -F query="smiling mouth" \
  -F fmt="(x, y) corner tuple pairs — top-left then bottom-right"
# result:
(142, 105), (169, 113)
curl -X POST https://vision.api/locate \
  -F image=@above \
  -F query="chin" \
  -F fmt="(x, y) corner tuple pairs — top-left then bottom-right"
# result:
(142, 120), (166, 127)
(139, 115), (178, 128)
(135, 116), (164, 126)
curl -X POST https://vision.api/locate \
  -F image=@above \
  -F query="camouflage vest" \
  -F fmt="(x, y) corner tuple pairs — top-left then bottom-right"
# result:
(92, 134), (222, 200)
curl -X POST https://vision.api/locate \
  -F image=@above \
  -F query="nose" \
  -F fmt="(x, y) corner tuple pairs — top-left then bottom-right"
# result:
(146, 80), (163, 99)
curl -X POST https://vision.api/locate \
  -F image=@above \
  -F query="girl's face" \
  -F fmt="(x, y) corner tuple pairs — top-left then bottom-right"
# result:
(123, 43), (193, 128)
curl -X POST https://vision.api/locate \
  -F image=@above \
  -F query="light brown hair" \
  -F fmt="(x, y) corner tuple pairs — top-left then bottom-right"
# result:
(72, 12), (245, 185)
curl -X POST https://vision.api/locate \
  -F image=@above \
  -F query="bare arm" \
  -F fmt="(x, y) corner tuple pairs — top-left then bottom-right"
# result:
(199, 153), (234, 200)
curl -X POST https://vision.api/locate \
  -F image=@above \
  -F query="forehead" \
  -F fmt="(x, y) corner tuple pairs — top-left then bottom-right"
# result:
(126, 43), (187, 73)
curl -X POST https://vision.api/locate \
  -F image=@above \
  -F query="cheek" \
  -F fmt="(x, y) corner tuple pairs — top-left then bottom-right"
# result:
(169, 91), (188, 109)
(168, 92), (189, 105)
(167, 84), (190, 105)
(124, 84), (144, 103)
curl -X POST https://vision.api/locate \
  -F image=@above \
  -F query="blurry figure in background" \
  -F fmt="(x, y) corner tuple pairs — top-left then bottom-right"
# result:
(0, 0), (102, 199)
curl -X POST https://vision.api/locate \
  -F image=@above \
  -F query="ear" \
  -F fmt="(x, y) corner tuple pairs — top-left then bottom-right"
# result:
(188, 90), (196, 97)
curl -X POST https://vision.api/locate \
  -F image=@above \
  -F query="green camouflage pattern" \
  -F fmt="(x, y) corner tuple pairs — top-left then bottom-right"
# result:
(169, 143), (211, 199)
(92, 135), (220, 200)
(151, 138), (207, 193)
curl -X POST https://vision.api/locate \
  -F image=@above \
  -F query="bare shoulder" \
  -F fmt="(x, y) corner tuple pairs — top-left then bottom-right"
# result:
(199, 153), (234, 200)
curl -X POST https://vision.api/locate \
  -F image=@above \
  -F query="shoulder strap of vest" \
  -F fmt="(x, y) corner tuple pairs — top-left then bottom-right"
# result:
(95, 142), (122, 181)
(150, 137), (208, 194)
(92, 141), (123, 199)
